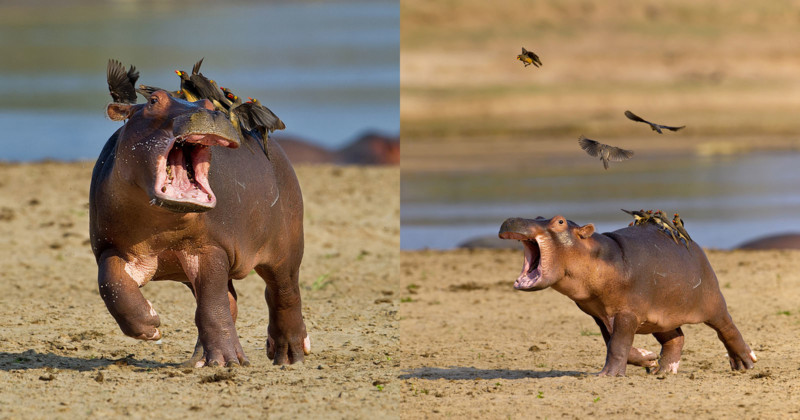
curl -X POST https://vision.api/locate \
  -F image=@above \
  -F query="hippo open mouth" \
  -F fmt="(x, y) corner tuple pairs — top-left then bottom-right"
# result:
(517, 239), (543, 290)
(498, 230), (550, 291)
(152, 134), (233, 212)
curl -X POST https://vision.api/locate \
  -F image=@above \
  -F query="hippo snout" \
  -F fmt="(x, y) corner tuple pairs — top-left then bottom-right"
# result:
(172, 109), (241, 148)
(499, 217), (544, 240)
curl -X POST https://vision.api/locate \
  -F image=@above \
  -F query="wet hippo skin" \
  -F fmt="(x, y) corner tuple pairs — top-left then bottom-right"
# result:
(499, 215), (756, 376)
(90, 91), (309, 367)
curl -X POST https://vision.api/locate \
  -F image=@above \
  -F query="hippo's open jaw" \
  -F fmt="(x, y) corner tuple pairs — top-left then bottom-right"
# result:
(151, 134), (232, 212)
(517, 239), (543, 290)
(498, 231), (548, 291)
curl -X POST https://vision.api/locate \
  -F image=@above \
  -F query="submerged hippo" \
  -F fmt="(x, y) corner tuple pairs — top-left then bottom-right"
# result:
(498, 215), (756, 376)
(90, 91), (309, 366)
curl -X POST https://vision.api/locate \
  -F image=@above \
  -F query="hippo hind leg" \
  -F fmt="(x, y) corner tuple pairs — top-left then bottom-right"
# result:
(256, 264), (310, 365)
(652, 328), (684, 374)
(705, 311), (757, 370)
(183, 280), (247, 367)
(591, 315), (657, 370)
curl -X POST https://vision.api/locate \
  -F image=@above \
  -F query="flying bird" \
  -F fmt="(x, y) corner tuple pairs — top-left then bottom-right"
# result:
(107, 59), (139, 104)
(624, 110), (685, 134)
(578, 136), (634, 170)
(517, 47), (542, 68)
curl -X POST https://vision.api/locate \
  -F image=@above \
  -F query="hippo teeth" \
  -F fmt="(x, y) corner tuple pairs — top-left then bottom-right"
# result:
(154, 137), (216, 210)
(515, 239), (543, 290)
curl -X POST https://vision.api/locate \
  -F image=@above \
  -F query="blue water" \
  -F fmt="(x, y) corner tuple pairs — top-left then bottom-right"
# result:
(0, 0), (398, 161)
(401, 152), (800, 250)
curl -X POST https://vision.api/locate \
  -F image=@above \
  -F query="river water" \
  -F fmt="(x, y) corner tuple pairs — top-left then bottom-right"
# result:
(402, 151), (800, 250)
(0, 0), (398, 161)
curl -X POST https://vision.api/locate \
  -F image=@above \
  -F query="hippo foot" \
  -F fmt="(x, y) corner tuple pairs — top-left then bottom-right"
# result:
(118, 299), (162, 341)
(187, 334), (249, 368)
(267, 333), (310, 365)
(728, 350), (758, 371)
(628, 347), (658, 369)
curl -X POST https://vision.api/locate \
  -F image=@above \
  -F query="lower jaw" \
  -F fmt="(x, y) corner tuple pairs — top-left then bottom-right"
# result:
(150, 195), (215, 213)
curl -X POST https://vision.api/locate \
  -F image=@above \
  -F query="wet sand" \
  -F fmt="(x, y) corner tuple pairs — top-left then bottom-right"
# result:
(0, 162), (400, 419)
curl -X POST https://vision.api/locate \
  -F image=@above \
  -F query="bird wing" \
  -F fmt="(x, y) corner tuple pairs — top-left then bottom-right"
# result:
(656, 124), (685, 132)
(107, 59), (138, 104)
(624, 110), (650, 124)
(192, 58), (204, 75)
(578, 136), (602, 157)
(521, 47), (528, 54)
(607, 145), (634, 161)
(250, 103), (286, 132)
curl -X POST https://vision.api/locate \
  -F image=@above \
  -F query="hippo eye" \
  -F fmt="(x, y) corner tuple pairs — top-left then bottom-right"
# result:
(149, 96), (158, 105)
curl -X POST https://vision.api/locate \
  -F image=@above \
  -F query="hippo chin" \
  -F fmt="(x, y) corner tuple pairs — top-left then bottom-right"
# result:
(499, 215), (756, 377)
(91, 91), (309, 367)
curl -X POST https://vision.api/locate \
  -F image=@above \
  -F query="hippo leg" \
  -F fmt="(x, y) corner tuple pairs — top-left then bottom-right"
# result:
(97, 252), (161, 341)
(256, 264), (309, 365)
(705, 312), (757, 370)
(598, 312), (638, 376)
(652, 328), (684, 374)
(591, 315), (657, 369)
(183, 280), (246, 367)
(192, 251), (248, 367)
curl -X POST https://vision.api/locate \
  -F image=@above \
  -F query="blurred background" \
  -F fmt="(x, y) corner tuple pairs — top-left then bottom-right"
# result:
(0, 0), (398, 161)
(401, 0), (800, 250)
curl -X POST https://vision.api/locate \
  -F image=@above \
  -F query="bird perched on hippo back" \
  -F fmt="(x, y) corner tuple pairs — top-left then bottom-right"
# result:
(498, 215), (757, 376)
(107, 59), (139, 104)
(176, 58), (230, 109)
(672, 213), (692, 244)
(624, 110), (685, 134)
(578, 135), (634, 170)
(621, 209), (651, 226)
(517, 47), (542, 68)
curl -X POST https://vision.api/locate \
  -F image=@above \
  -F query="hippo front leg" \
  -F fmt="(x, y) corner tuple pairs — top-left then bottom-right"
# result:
(591, 315), (657, 369)
(183, 280), (244, 367)
(652, 328), (685, 374)
(97, 252), (161, 341)
(598, 312), (639, 376)
(193, 250), (248, 367)
(257, 265), (310, 365)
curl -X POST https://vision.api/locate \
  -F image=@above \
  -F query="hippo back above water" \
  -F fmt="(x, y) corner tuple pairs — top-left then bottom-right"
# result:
(90, 91), (309, 367)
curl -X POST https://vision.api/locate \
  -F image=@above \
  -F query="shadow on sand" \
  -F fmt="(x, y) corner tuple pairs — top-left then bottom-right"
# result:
(399, 366), (586, 380)
(0, 349), (176, 372)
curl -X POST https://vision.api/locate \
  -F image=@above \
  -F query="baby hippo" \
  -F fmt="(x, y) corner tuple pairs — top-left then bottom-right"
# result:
(498, 215), (756, 376)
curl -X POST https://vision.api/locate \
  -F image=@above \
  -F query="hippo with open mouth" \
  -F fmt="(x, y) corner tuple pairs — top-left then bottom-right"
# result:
(90, 90), (309, 366)
(499, 215), (756, 376)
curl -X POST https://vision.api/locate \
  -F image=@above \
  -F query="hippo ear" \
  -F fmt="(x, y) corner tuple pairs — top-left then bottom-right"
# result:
(577, 223), (595, 239)
(107, 103), (135, 121)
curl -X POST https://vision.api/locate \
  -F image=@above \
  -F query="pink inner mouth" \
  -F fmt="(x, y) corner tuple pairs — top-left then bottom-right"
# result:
(515, 239), (543, 290)
(154, 135), (225, 207)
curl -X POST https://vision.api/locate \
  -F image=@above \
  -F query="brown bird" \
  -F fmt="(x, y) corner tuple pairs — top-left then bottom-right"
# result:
(107, 59), (139, 104)
(624, 110), (685, 134)
(672, 213), (693, 244)
(621, 209), (651, 226)
(517, 47), (542, 68)
(136, 84), (181, 99)
(652, 210), (681, 245)
(578, 136), (634, 170)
